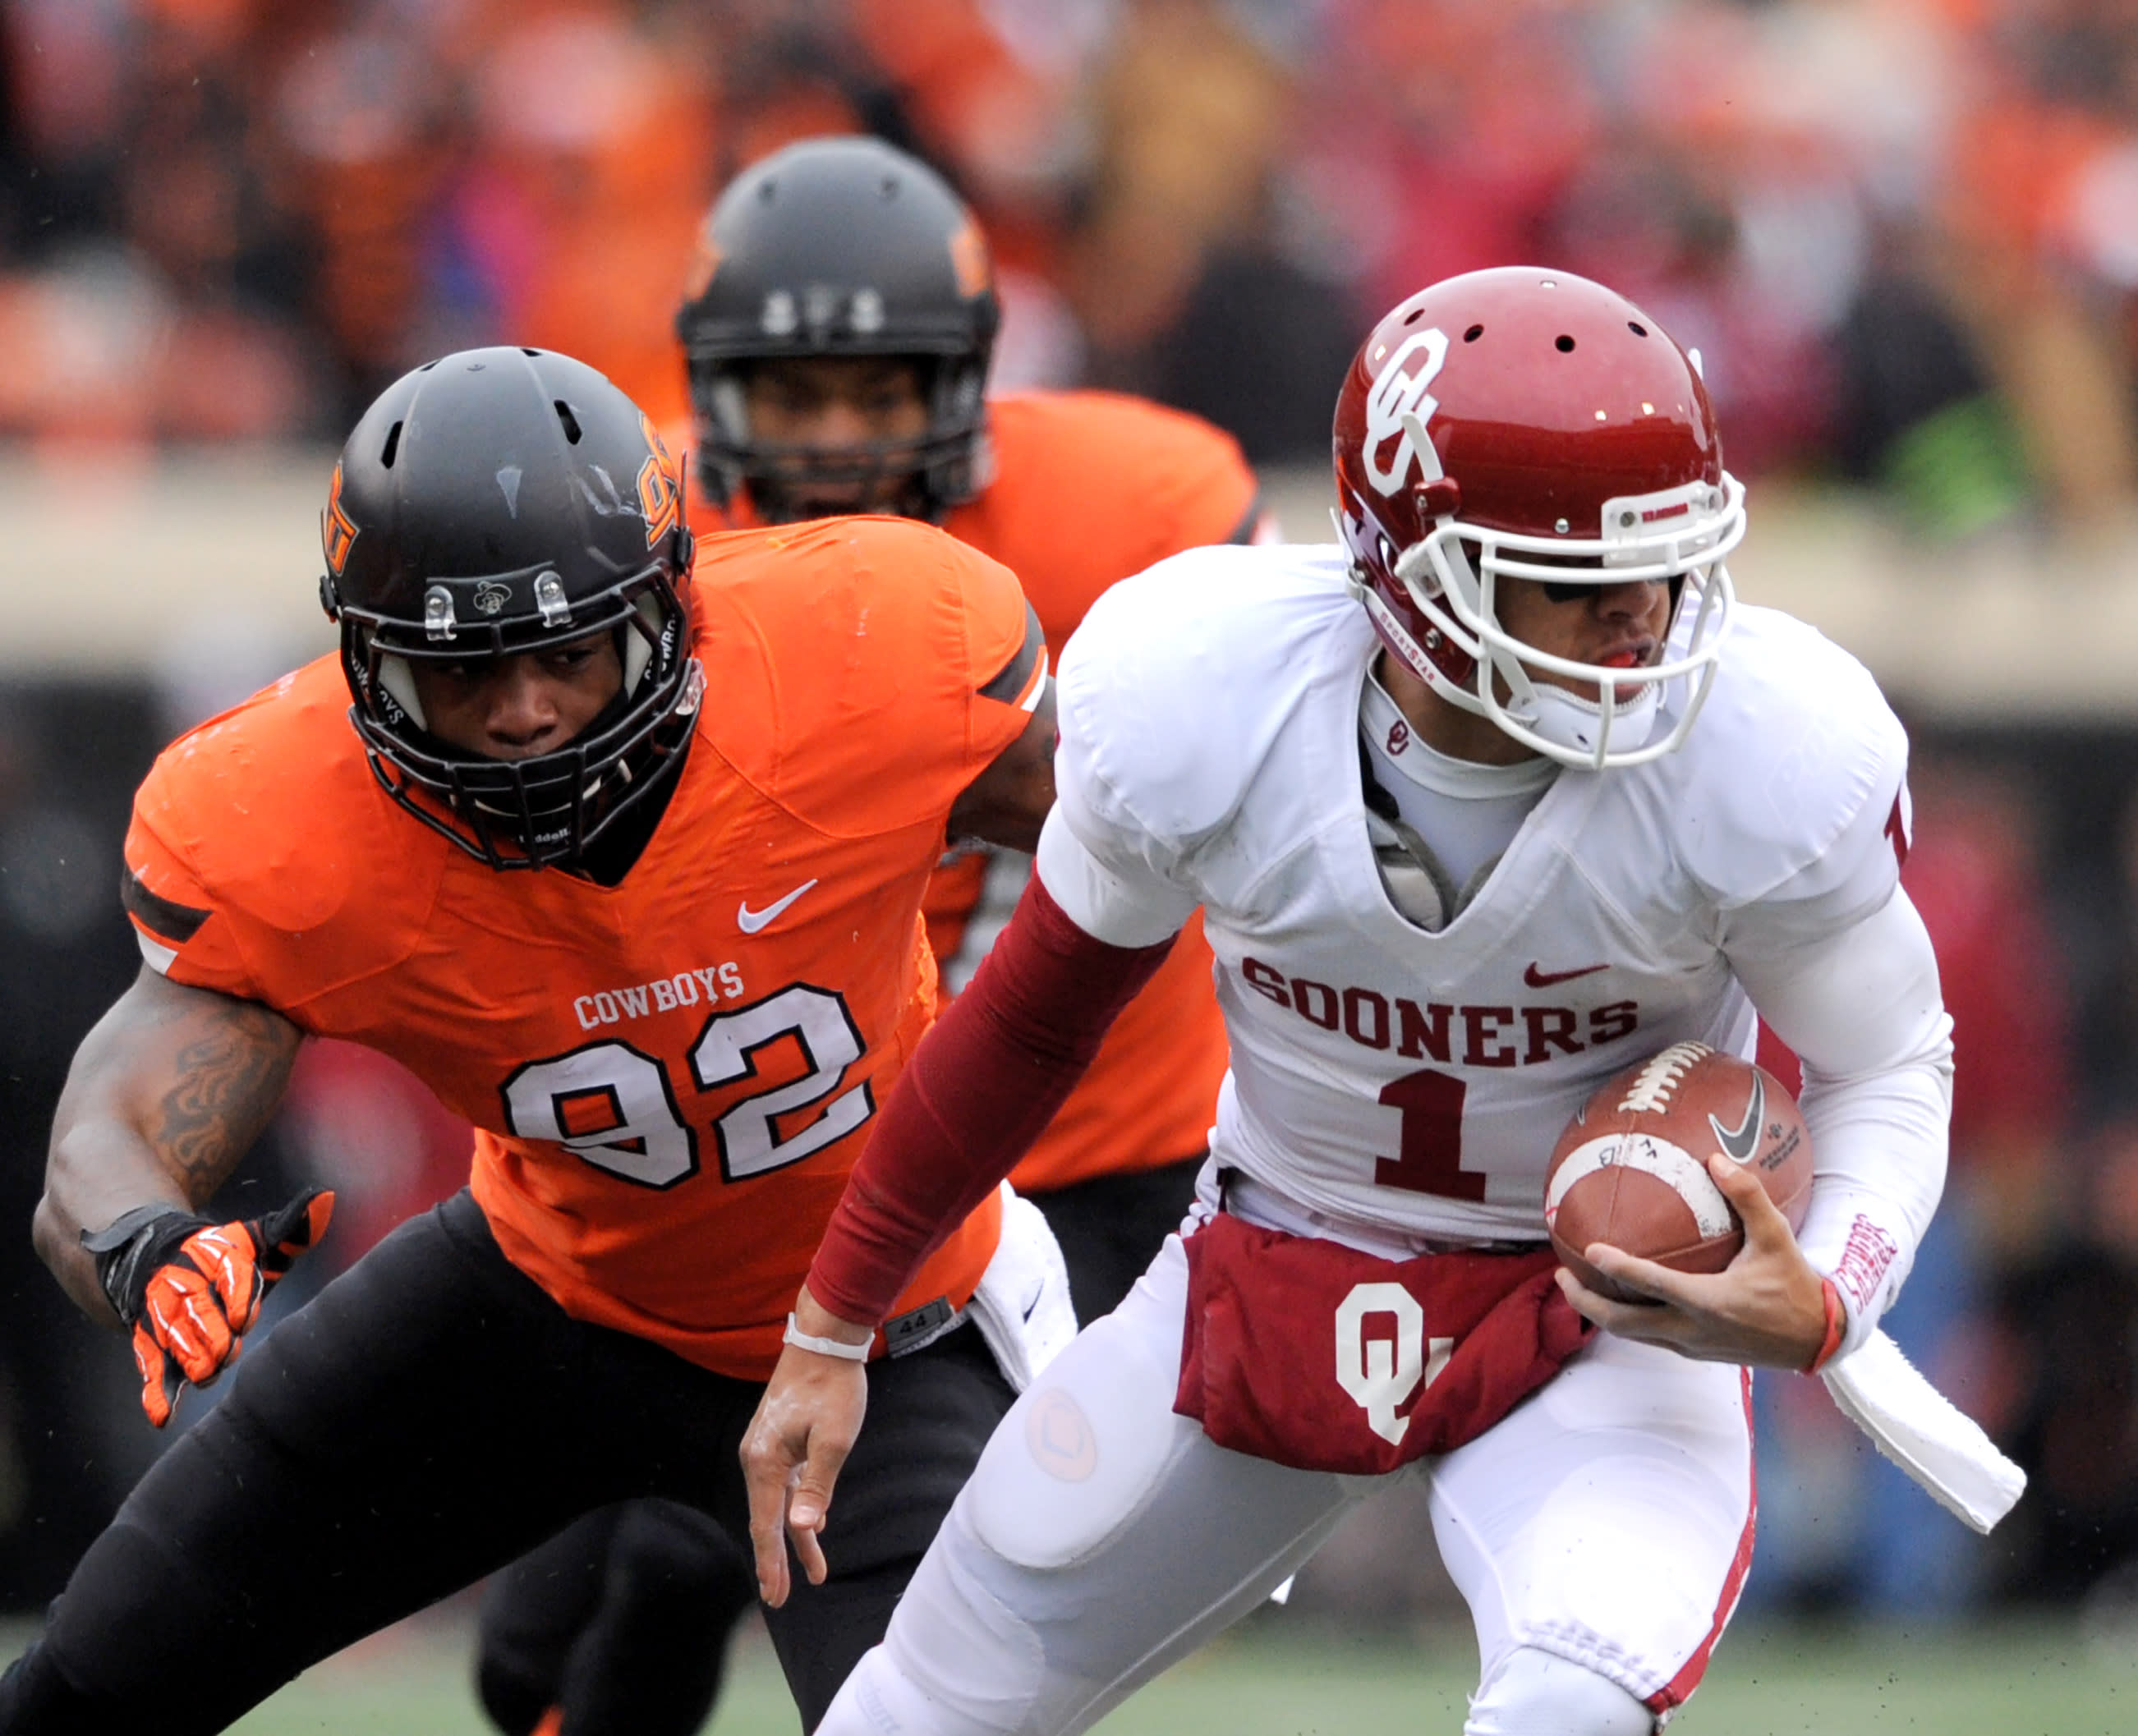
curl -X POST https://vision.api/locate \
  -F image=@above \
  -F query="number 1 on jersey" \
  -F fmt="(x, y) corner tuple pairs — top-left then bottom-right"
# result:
(1373, 1068), (1484, 1201)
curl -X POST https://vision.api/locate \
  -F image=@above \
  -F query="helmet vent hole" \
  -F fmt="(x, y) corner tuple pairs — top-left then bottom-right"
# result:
(1628, 322), (1648, 337)
(1403, 306), (1425, 326)
(1555, 334), (1576, 353)
(379, 420), (403, 469)
(521, 347), (540, 357)
(554, 401), (584, 444)
(1464, 324), (1483, 342)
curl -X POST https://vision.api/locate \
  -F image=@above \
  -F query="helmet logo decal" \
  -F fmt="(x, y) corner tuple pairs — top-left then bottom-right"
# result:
(948, 216), (991, 299)
(324, 462), (359, 576)
(1363, 329), (1450, 497)
(636, 412), (682, 549)
(472, 581), (511, 616)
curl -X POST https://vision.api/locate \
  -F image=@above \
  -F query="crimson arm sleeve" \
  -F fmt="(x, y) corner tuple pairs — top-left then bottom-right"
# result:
(806, 876), (1176, 1325)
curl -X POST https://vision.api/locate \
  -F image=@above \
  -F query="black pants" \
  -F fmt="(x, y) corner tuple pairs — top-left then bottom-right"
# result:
(477, 1499), (757, 1736)
(0, 1191), (1012, 1736)
(474, 1155), (1207, 1735)
(1030, 1153), (1206, 1324)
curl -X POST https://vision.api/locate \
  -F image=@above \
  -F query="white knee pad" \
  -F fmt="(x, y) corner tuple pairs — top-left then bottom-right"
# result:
(1466, 1646), (1654, 1736)
(967, 1242), (1191, 1571)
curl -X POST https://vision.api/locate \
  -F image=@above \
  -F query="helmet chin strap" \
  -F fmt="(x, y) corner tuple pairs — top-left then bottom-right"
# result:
(621, 595), (662, 694)
(378, 654), (426, 731)
(1511, 675), (1662, 765)
(1358, 574), (1665, 768)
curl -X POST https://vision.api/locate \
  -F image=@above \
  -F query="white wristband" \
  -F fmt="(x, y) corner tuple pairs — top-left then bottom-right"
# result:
(784, 1314), (872, 1362)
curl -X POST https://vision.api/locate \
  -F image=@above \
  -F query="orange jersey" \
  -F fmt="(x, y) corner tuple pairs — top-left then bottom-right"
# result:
(690, 391), (1252, 1192)
(122, 517), (1045, 1380)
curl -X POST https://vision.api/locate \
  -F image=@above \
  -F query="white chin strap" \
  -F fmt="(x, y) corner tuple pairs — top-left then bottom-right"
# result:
(378, 654), (426, 729)
(1522, 676), (1663, 763)
(621, 594), (661, 694)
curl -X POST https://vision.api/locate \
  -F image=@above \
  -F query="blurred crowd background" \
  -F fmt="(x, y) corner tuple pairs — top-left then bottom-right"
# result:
(5, 0), (2138, 1663)
(6, 0), (2137, 505)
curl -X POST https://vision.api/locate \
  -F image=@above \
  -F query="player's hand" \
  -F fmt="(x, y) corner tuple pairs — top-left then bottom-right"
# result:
(82, 1188), (335, 1427)
(1556, 1154), (1827, 1369)
(740, 1288), (871, 1607)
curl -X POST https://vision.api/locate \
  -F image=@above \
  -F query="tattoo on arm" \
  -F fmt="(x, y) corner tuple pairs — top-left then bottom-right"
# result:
(155, 998), (298, 1199)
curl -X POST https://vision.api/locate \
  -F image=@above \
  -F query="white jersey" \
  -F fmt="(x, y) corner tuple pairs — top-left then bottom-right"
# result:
(821, 544), (1960, 1736)
(1041, 544), (1940, 1330)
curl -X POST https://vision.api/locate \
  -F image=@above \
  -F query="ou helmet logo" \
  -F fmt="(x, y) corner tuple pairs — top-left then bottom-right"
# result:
(1361, 328), (1450, 498)
(1334, 1281), (1452, 1445)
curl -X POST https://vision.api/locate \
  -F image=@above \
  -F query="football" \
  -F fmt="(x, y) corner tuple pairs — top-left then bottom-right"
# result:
(1543, 1041), (1812, 1302)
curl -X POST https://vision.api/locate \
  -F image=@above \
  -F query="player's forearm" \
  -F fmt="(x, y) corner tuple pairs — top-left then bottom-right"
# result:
(806, 875), (1175, 1325)
(1729, 888), (1952, 1358)
(39, 971), (301, 1325)
(40, 1104), (234, 1323)
(1792, 1057), (1949, 1359)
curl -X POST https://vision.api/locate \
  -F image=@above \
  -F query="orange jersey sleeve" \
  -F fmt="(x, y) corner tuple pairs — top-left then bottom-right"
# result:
(690, 515), (1046, 834)
(123, 659), (444, 1014)
(117, 522), (1044, 1378)
(943, 391), (1262, 652)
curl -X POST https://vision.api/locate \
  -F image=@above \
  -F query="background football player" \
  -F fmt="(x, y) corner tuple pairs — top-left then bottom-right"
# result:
(0, 346), (1063, 1735)
(744, 269), (1956, 1736)
(474, 134), (1275, 1736)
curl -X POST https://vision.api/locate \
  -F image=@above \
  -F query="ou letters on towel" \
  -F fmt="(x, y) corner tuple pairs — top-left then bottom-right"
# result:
(1173, 1211), (1593, 1476)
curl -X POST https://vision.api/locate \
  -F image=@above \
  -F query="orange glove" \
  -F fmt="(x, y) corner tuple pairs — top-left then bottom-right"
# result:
(82, 1190), (336, 1427)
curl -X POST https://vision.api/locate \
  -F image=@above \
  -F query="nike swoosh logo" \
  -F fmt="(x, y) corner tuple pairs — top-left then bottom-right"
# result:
(1709, 1074), (1765, 1164)
(1523, 961), (1608, 988)
(738, 879), (819, 935)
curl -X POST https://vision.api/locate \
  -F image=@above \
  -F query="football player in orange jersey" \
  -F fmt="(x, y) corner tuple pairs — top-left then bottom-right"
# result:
(0, 346), (1064, 1736)
(473, 135), (1270, 1736)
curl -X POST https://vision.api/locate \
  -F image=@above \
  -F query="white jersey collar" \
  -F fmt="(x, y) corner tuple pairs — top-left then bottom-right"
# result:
(1360, 666), (1558, 801)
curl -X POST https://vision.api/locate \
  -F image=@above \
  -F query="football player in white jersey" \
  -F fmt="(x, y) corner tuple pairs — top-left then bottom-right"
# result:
(740, 268), (1955, 1735)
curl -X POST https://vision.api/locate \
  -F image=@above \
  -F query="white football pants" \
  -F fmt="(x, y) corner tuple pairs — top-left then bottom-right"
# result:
(818, 1234), (1754, 1736)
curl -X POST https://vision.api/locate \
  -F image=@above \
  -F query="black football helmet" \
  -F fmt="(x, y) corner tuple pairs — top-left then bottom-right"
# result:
(675, 135), (1000, 522)
(319, 346), (698, 869)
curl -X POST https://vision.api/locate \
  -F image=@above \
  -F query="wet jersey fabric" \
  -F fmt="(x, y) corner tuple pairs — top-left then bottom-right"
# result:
(122, 516), (1044, 1378)
(1050, 544), (1915, 1266)
(695, 391), (1253, 1194)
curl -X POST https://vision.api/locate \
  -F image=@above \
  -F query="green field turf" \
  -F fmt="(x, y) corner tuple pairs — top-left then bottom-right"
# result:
(7, 1609), (2132, 1734)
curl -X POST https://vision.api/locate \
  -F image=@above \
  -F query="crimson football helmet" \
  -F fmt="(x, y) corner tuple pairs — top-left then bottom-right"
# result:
(1333, 268), (1745, 769)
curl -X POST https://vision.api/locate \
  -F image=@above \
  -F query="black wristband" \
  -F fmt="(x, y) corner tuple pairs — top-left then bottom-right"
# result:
(80, 1206), (211, 1325)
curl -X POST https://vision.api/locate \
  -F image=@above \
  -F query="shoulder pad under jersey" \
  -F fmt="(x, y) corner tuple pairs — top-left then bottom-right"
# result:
(125, 659), (441, 1003)
(1055, 543), (1366, 870)
(987, 391), (1258, 533)
(693, 516), (1039, 838)
(1657, 605), (1910, 923)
